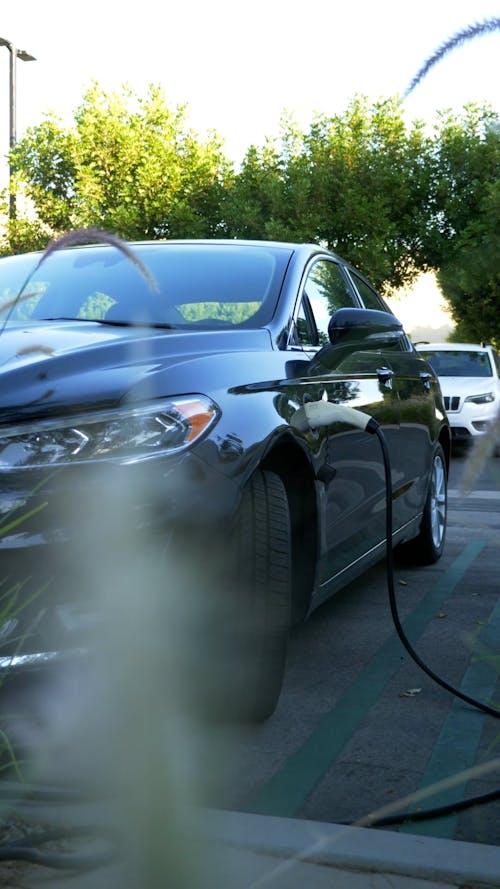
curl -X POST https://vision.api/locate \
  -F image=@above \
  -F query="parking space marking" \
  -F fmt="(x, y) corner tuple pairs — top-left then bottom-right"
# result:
(399, 591), (500, 839)
(246, 540), (486, 819)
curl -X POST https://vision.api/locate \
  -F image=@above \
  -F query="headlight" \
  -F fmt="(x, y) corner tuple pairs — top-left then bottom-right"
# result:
(0, 396), (220, 469)
(464, 392), (495, 405)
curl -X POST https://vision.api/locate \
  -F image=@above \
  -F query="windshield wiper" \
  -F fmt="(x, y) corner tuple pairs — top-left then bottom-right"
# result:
(38, 317), (176, 329)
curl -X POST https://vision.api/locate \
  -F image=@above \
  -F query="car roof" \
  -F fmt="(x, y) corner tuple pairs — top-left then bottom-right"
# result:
(0, 238), (351, 271)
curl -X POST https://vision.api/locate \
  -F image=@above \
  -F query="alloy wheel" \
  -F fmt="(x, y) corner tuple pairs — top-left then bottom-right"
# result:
(430, 453), (447, 550)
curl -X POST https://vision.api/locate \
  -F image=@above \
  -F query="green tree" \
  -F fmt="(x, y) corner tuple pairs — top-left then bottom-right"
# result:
(4, 84), (499, 346)
(2, 83), (231, 253)
(224, 95), (499, 333)
(403, 17), (500, 345)
(437, 179), (500, 344)
(224, 97), (438, 290)
(428, 105), (499, 250)
(220, 139), (288, 241)
(299, 97), (437, 289)
(427, 106), (500, 343)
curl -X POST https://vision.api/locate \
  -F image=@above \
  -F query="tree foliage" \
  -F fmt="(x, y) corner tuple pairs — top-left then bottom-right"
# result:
(222, 97), (499, 300)
(224, 97), (438, 289)
(430, 107), (500, 342)
(437, 179), (500, 344)
(1, 85), (499, 341)
(2, 83), (231, 250)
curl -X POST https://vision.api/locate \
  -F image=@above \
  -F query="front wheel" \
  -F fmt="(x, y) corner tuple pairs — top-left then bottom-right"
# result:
(228, 469), (292, 721)
(194, 469), (292, 723)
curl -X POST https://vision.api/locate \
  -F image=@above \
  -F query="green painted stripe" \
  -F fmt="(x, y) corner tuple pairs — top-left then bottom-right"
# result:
(399, 591), (500, 839)
(246, 540), (485, 817)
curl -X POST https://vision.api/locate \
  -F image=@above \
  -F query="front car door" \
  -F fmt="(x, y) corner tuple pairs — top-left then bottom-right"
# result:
(287, 257), (400, 594)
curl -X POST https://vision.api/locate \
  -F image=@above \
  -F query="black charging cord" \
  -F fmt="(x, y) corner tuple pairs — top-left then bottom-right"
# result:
(357, 422), (500, 828)
(374, 423), (500, 719)
(357, 785), (500, 829)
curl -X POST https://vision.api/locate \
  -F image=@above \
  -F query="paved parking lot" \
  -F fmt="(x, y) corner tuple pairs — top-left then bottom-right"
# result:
(202, 451), (500, 847)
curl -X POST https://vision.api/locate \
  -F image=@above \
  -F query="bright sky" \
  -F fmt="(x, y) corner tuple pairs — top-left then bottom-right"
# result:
(1, 0), (499, 185)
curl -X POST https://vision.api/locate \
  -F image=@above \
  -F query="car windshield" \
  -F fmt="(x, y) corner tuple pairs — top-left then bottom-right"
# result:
(421, 349), (493, 378)
(0, 242), (292, 329)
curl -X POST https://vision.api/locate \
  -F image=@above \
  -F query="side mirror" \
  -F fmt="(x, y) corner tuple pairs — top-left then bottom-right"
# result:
(328, 307), (404, 347)
(307, 308), (405, 375)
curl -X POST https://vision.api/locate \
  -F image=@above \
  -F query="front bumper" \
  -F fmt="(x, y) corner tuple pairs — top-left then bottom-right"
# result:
(447, 403), (498, 442)
(0, 448), (240, 661)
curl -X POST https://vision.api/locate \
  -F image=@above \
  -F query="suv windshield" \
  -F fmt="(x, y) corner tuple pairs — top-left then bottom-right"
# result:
(421, 349), (493, 378)
(0, 242), (292, 329)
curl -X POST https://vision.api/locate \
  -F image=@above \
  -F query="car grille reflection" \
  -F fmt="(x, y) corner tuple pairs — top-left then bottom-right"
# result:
(443, 395), (460, 411)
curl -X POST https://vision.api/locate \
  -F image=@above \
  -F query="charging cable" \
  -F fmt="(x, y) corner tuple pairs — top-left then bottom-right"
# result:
(291, 401), (378, 435)
(375, 419), (500, 718)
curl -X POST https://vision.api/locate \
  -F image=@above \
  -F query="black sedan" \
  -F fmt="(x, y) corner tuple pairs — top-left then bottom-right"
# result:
(0, 237), (449, 720)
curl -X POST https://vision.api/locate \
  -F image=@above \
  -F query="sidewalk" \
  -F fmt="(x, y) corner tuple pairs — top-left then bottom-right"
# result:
(1, 802), (500, 888)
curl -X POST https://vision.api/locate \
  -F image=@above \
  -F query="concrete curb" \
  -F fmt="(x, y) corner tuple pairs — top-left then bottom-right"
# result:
(2, 788), (500, 887)
(199, 809), (500, 888)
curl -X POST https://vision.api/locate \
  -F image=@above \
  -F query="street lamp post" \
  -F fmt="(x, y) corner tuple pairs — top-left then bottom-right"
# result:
(0, 37), (36, 220)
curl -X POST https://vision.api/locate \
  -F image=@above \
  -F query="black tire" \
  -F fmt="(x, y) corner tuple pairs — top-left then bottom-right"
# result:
(216, 469), (292, 722)
(400, 443), (447, 565)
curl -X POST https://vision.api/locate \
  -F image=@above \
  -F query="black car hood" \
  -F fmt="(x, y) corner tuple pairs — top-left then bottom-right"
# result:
(0, 321), (276, 422)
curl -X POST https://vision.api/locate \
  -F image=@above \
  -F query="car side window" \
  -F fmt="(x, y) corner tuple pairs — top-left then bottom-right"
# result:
(305, 260), (356, 345)
(349, 272), (388, 312)
(288, 300), (317, 349)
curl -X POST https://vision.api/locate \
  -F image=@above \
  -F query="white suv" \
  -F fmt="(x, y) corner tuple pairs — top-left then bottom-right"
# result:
(415, 342), (500, 451)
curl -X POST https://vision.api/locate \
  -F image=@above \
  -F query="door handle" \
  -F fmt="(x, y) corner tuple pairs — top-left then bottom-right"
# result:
(377, 367), (394, 390)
